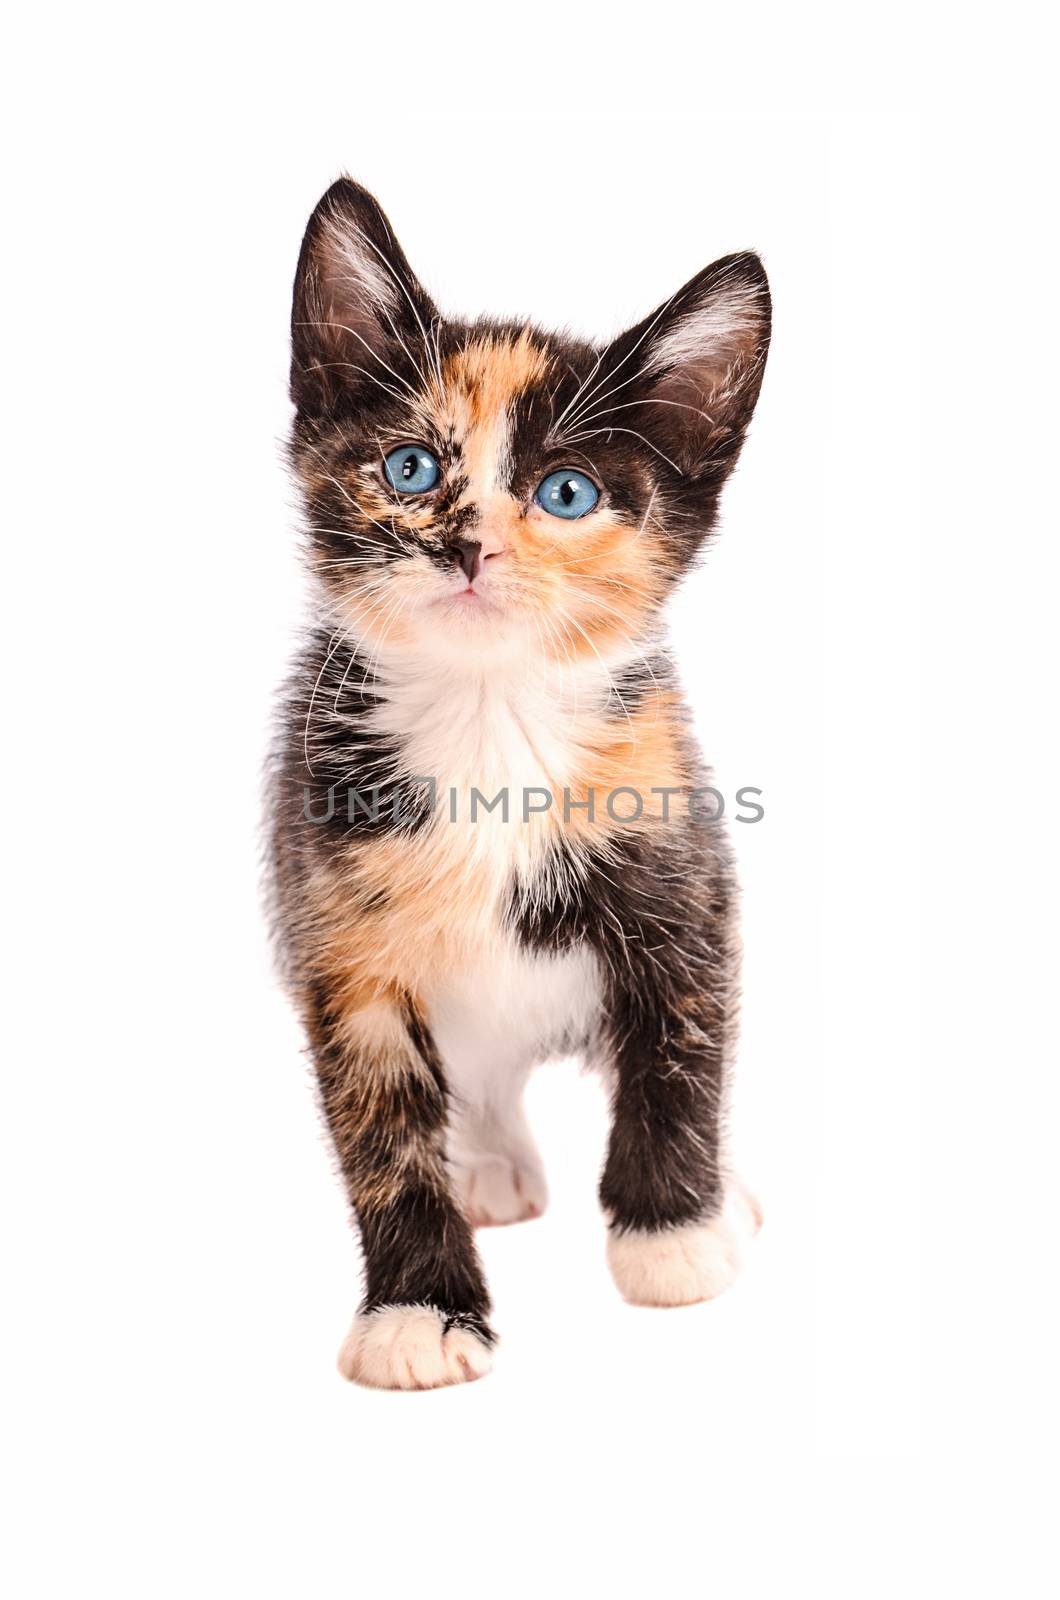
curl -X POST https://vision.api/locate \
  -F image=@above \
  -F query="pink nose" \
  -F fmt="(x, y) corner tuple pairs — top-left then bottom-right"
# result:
(450, 535), (504, 582)
(451, 538), (482, 581)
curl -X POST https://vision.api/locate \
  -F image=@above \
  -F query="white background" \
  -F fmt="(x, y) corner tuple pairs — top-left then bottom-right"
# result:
(3, 5), (1056, 1596)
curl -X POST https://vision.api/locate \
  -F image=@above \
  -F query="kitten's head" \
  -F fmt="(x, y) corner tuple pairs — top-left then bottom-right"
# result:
(289, 178), (770, 669)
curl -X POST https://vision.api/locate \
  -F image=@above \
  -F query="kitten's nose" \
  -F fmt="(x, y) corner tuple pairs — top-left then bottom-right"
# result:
(450, 538), (482, 582)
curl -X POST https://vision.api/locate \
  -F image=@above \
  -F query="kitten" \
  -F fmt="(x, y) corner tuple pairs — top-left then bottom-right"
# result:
(269, 177), (770, 1389)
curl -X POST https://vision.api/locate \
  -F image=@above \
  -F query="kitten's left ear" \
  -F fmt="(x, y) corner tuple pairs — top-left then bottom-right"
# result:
(602, 253), (771, 479)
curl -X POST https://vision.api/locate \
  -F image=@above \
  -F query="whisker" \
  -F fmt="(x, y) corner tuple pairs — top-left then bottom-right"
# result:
(566, 395), (715, 430)
(550, 294), (676, 438)
(564, 426), (683, 475)
(550, 600), (635, 734)
(303, 623), (351, 777)
(347, 226), (446, 392)
(295, 318), (419, 401)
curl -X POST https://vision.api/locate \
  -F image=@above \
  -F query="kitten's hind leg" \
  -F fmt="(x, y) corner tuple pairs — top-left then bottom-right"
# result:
(447, 1083), (549, 1229)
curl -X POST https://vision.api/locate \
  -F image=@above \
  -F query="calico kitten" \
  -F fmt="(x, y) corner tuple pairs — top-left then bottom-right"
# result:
(269, 177), (770, 1389)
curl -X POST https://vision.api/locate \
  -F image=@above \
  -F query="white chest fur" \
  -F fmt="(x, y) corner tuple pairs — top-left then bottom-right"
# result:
(372, 657), (585, 821)
(366, 652), (602, 910)
(370, 657), (610, 1096)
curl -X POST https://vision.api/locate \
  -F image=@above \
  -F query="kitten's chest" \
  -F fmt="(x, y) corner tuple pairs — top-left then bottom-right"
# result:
(377, 672), (582, 840)
(344, 672), (584, 977)
(341, 659), (679, 987)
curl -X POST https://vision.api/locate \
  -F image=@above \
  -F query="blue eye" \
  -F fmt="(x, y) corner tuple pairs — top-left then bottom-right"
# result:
(383, 444), (440, 494)
(535, 469), (600, 520)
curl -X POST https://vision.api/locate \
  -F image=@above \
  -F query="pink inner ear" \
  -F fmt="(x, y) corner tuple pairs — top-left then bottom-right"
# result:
(624, 273), (770, 474)
(644, 282), (767, 404)
(307, 210), (404, 365)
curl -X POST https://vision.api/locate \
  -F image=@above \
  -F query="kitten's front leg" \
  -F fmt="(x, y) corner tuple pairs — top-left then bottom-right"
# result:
(307, 989), (495, 1389)
(599, 884), (761, 1307)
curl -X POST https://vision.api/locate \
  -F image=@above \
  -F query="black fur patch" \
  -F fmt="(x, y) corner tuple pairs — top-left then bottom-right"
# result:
(310, 986), (495, 1340)
(513, 815), (736, 1232)
(279, 630), (433, 839)
(358, 1184), (493, 1339)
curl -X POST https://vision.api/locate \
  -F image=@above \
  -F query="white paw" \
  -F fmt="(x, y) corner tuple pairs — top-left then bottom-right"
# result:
(337, 1306), (494, 1390)
(454, 1156), (549, 1228)
(607, 1185), (762, 1307)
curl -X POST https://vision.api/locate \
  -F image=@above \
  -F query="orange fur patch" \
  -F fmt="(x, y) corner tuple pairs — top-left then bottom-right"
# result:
(443, 331), (551, 423)
(565, 692), (690, 831)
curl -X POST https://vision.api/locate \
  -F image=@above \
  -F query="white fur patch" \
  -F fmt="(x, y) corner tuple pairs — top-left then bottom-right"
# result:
(607, 1185), (762, 1307)
(643, 281), (762, 379)
(432, 942), (600, 1225)
(431, 944), (602, 1100)
(322, 211), (400, 316)
(338, 1305), (493, 1390)
(454, 1152), (549, 1228)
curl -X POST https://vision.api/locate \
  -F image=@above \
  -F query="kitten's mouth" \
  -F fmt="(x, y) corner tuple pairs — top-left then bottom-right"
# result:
(435, 585), (502, 615)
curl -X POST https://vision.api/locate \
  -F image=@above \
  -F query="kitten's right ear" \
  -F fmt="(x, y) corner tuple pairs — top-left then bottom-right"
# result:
(290, 178), (439, 416)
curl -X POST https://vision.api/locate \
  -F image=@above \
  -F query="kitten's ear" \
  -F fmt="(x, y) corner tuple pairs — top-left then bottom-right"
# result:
(604, 253), (771, 479)
(290, 177), (439, 415)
